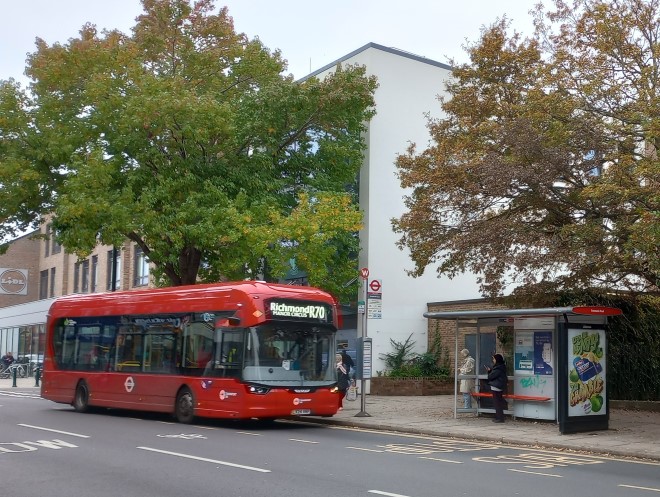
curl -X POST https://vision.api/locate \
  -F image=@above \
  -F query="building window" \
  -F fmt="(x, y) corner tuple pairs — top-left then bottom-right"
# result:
(106, 249), (122, 291)
(52, 233), (62, 255)
(81, 259), (90, 293)
(133, 246), (149, 287)
(91, 255), (98, 293)
(49, 267), (56, 298)
(45, 223), (62, 256)
(74, 262), (80, 293)
(39, 270), (48, 300)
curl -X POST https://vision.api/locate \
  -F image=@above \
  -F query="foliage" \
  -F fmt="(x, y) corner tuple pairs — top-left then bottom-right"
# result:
(393, 0), (660, 299)
(379, 332), (450, 378)
(0, 0), (377, 300)
(379, 333), (417, 371)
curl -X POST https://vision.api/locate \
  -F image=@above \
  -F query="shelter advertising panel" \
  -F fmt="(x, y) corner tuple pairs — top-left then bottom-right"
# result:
(567, 328), (606, 417)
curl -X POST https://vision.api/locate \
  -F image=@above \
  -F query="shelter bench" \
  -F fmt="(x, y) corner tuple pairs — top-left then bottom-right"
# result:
(471, 392), (551, 402)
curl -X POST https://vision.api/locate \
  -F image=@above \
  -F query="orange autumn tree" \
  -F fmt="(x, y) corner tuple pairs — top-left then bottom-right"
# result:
(393, 0), (660, 299)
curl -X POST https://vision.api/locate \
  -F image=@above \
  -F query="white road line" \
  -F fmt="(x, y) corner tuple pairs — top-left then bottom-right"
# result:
(347, 446), (383, 453)
(18, 424), (90, 438)
(236, 431), (262, 436)
(289, 438), (319, 444)
(137, 446), (271, 472)
(619, 484), (660, 493)
(418, 456), (462, 464)
(368, 490), (413, 497)
(509, 469), (562, 478)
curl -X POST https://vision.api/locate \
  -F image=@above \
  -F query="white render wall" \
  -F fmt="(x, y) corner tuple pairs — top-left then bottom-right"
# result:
(311, 44), (482, 373)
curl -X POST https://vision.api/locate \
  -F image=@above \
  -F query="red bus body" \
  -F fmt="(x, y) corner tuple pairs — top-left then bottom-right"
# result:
(41, 282), (341, 422)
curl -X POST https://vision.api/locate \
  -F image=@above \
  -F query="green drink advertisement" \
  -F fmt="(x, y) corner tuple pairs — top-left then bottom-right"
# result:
(567, 328), (606, 417)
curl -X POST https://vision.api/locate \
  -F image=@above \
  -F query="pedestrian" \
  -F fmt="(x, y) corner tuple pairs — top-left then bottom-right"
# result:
(341, 350), (355, 376)
(485, 353), (507, 423)
(1, 351), (15, 369)
(458, 348), (475, 409)
(336, 353), (350, 411)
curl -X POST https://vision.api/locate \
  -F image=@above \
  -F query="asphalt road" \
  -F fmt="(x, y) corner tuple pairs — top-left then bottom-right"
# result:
(1, 390), (659, 497)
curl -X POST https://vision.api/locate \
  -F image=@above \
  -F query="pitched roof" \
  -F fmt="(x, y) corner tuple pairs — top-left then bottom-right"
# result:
(300, 42), (452, 81)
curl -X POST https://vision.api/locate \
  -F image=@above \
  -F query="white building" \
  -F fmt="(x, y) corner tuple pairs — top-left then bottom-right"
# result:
(308, 43), (483, 373)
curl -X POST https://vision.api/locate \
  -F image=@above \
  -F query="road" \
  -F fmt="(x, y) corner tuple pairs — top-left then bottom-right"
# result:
(1, 389), (659, 497)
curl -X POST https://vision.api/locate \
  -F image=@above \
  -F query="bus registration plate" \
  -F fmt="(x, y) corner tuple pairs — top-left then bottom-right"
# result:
(291, 409), (311, 415)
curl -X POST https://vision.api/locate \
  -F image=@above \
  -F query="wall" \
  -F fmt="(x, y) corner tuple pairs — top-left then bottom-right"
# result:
(426, 299), (505, 373)
(311, 44), (484, 374)
(0, 231), (40, 308)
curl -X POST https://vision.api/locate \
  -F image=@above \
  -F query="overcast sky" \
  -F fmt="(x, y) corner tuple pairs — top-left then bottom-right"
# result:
(1, 0), (538, 85)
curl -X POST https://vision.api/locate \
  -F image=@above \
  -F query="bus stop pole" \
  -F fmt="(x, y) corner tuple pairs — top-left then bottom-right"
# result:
(356, 275), (371, 417)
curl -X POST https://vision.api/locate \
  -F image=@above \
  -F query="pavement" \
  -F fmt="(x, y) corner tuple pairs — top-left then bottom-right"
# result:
(3, 377), (659, 462)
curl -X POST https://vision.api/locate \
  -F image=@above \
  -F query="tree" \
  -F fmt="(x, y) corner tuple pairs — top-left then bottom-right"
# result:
(0, 0), (377, 300)
(393, 0), (660, 299)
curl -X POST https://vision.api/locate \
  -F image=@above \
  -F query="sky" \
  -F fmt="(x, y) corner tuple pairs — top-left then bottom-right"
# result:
(1, 0), (539, 85)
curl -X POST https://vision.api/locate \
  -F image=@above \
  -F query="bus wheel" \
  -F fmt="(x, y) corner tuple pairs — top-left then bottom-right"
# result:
(73, 381), (90, 413)
(175, 387), (195, 424)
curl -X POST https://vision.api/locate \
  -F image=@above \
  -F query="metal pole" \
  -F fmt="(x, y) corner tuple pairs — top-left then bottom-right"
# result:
(454, 319), (459, 419)
(356, 277), (371, 417)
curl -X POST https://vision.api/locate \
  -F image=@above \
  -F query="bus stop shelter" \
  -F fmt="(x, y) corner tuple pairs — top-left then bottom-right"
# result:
(424, 306), (622, 434)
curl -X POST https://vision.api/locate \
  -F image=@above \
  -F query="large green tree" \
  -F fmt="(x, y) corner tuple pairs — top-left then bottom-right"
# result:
(393, 0), (660, 299)
(0, 0), (377, 299)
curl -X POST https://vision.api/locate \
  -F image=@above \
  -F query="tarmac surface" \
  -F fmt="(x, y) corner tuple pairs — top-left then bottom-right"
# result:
(3, 376), (658, 462)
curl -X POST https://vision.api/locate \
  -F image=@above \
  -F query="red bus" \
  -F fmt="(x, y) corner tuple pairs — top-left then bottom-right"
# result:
(41, 282), (341, 423)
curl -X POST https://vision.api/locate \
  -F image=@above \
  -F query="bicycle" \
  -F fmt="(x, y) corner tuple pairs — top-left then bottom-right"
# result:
(0, 362), (28, 379)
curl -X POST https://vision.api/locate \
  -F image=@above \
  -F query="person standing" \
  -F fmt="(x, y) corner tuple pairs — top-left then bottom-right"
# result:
(341, 350), (355, 377)
(485, 353), (507, 423)
(458, 348), (475, 409)
(1, 351), (15, 369)
(336, 353), (350, 411)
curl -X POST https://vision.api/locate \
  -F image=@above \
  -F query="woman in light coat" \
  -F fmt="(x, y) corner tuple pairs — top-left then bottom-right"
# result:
(458, 349), (475, 408)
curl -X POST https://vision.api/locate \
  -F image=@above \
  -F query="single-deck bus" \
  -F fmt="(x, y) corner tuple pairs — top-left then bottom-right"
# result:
(41, 282), (342, 423)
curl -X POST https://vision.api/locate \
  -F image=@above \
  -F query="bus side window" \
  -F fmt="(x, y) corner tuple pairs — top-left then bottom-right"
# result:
(115, 326), (144, 372)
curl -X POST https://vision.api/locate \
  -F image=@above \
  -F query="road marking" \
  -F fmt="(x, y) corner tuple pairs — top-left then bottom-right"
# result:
(473, 452), (602, 469)
(309, 424), (660, 466)
(368, 490), (412, 497)
(619, 485), (660, 493)
(289, 438), (319, 444)
(18, 424), (90, 438)
(509, 469), (562, 478)
(137, 446), (271, 472)
(157, 433), (207, 439)
(236, 431), (262, 436)
(347, 446), (383, 452)
(418, 456), (462, 464)
(0, 392), (42, 399)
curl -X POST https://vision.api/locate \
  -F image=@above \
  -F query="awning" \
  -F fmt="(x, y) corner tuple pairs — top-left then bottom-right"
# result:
(424, 306), (622, 321)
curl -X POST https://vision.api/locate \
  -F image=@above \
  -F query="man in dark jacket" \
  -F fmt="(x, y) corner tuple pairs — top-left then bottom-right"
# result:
(341, 350), (355, 376)
(485, 353), (507, 423)
(1, 351), (15, 369)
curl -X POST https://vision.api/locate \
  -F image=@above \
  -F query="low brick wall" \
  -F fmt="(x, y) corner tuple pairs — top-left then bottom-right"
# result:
(370, 377), (454, 396)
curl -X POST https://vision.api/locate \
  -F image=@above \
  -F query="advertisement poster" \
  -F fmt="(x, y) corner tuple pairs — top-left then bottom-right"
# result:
(514, 331), (534, 373)
(567, 328), (606, 417)
(534, 331), (553, 375)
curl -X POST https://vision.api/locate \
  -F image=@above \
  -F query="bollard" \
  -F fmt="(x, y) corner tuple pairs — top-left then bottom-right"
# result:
(34, 367), (41, 387)
(12, 367), (17, 388)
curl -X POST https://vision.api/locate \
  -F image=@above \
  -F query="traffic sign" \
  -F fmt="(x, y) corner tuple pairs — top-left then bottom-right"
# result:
(369, 279), (381, 292)
(360, 267), (369, 280)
